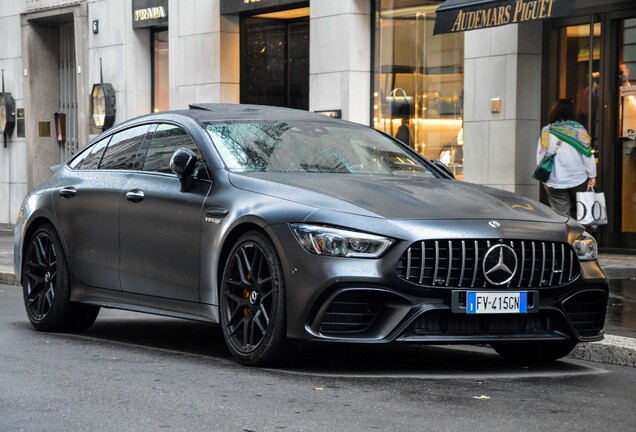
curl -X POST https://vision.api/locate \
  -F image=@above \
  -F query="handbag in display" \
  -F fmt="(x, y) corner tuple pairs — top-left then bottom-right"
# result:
(384, 88), (414, 117)
(576, 187), (608, 226)
(532, 141), (561, 182)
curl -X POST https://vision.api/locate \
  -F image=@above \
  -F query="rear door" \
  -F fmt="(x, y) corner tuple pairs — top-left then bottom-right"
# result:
(53, 125), (149, 290)
(119, 123), (211, 301)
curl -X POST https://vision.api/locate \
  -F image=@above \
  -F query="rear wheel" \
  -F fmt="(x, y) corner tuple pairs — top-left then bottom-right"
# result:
(22, 224), (99, 332)
(220, 231), (288, 366)
(491, 340), (578, 363)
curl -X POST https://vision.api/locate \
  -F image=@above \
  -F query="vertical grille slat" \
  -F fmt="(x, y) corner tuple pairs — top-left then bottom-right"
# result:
(518, 241), (526, 288)
(418, 241), (425, 284)
(471, 240), (478, 288)
(397, 239), (580, 289)
(549, 243), (556, 286)
(539, 242), (546, 287)
(445, 240), (453, 286)
(459, 240), (466, 288)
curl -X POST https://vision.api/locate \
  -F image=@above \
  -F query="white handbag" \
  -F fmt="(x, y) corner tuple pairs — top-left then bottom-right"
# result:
(576, 187), (608, 226)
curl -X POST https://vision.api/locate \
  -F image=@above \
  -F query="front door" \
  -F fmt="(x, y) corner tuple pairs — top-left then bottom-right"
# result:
(119, 123), (210, 302)
(545, 12), (636, 248)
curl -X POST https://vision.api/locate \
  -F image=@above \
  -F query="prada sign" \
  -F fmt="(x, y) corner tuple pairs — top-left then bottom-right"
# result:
(433, 0), (574, 35)
(132, 0), (168, 29)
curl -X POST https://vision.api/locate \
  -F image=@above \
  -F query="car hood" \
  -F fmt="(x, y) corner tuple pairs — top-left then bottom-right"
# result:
(228, 172), (567, 223)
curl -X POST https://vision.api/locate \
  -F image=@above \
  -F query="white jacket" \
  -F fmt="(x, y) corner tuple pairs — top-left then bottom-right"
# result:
(536, 125), (596, 189)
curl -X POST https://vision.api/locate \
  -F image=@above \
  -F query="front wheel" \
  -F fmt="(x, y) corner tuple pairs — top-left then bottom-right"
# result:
(22, 224), (99, 332)
(491, 340), (578, 363)
(220, 231), (288, 366)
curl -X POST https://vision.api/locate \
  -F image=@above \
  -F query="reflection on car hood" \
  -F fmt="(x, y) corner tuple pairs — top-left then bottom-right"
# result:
(228, 172), (567, 222)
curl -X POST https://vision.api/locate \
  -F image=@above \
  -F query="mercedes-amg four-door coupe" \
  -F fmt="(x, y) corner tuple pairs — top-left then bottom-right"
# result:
(15, 104), (608, 365)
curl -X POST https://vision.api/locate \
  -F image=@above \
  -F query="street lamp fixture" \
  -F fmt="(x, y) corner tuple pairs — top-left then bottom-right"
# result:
(90, 58), (116, 132)
(0, 69), (16, 148)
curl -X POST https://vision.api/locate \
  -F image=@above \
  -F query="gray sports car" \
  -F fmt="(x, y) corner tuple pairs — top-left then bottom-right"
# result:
(14, 104), (608, 365)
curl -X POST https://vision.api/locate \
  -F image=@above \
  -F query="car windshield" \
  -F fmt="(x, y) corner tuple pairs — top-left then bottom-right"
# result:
(205, 121), (439, 177)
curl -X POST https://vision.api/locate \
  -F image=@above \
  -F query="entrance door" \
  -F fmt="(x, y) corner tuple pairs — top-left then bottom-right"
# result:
(240, 16), (309, 109)
(545, 13), (636, 249)
(616, 18), (636, 241)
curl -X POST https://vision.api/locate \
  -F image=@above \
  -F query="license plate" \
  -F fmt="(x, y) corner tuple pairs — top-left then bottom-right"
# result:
(467, 291), (527, 314)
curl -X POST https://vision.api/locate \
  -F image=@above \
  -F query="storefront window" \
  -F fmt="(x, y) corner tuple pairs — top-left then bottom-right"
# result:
(152, 29), (169, 112)
(619, 18), (636, 232)
(373, 0), (464, 178)
(557, 23), (601, 146)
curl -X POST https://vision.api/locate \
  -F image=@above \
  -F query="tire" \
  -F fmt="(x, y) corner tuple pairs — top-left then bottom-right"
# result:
(220, 231), (288, 366)
(491, 340), (578, 363)
(22, 224), (99, 332)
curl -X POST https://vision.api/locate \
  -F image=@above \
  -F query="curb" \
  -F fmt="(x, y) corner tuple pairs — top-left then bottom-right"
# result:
(568, 335), (636, 368)
(0, 271), (18, 286)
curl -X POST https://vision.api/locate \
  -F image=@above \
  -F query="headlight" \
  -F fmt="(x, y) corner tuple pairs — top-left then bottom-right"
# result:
(572, 231), (598, 261)
(290, 224), (393, 258)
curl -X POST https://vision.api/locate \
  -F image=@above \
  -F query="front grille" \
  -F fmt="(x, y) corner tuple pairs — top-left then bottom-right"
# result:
(319, 291), (383, 334)
(397, 239), (580, 289)
(412, 310), (556, 336)
(562, 290), (606, 337)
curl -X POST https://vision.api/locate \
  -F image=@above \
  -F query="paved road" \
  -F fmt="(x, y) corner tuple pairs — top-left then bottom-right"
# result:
(2, 283), (635, 432)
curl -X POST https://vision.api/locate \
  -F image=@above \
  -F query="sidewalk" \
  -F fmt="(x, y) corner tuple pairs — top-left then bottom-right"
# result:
(1, 228), (635, 367)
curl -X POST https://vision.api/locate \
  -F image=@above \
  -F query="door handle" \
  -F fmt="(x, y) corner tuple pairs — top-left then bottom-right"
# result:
(59, 186), (77, 199)
(125, 189), (145, 203)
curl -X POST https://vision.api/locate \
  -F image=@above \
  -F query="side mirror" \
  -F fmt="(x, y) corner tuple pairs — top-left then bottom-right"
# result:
(432, 160), (455, 179)
(170, 148), (197, 192)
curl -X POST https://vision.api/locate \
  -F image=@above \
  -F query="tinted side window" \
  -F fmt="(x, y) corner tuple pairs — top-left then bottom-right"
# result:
(99, 125), (150, 170)
(68, 136), (110, 170)
(79, 136), (111, 169)
(138, 124), (204, 175)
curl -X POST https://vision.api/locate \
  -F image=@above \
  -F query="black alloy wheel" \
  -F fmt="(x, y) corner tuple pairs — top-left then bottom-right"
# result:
(22, 224), (99, 332)
(220, 231), (287, 365)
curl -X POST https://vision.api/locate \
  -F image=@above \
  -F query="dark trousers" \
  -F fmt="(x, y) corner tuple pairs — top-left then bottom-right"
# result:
(544, 180), (589, 218)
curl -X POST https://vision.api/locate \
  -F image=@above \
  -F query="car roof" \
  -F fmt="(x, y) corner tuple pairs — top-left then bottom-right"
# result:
(121, 104), (351, 126)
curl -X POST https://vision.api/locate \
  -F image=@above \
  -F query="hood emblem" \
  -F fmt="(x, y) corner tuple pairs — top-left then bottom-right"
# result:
(488, 221), (501, 228)
(482, 244), (517, 286)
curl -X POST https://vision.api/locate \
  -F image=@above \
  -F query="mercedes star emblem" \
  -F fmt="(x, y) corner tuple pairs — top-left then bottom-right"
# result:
(482, 244), (518, 286)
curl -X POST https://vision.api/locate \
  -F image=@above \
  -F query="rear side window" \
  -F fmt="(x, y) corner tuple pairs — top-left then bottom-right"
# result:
(99, 125), (150, 170)
(137, 123), (206, 176)
(68, 136), (110, 170)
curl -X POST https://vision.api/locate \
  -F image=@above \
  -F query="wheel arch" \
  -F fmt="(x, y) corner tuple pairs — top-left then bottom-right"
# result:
(20, 215), (70, 279)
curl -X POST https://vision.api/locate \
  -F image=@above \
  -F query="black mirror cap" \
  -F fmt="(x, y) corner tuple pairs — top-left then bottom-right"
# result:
(432, 160), (455, 179)
(170, 148), (197, 192)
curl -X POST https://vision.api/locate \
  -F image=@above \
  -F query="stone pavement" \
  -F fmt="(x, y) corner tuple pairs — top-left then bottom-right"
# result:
(1, 228), (635, 367)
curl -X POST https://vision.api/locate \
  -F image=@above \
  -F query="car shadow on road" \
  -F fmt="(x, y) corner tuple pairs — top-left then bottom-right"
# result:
(41, 309), (602, 378)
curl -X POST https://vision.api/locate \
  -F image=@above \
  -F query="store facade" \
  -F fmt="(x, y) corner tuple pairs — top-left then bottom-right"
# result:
(541, 0), (636, 248)
(0, 0), (634, 249)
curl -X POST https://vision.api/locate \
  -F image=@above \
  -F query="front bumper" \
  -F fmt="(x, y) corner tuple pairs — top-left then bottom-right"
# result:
(268, 223), (609, 345)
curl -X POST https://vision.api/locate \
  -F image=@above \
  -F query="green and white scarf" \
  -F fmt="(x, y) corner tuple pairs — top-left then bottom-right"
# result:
(541, 120), (593, 157)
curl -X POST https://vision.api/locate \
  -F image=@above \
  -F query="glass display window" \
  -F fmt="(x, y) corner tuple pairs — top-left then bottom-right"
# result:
(373, 0), (464, 178)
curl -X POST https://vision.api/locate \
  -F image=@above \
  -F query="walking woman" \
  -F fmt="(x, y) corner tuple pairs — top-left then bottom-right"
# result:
(537, 99), (597, 218)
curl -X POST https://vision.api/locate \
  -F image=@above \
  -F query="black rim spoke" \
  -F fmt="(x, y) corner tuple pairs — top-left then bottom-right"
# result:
(25, 232), (58, 321)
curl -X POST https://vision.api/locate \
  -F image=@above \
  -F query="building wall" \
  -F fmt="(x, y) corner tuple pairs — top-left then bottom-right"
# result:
(0, 1), (28, 228)
(0, 0), (543, 229)
(309, 0), (371, 125)
(463, 22), (543, 201)
(88, 0), (151, 130)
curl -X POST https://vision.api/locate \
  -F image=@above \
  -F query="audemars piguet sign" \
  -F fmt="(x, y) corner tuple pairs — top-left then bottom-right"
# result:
(132, 0), (168, 28)
(434, 0), (574, 35)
